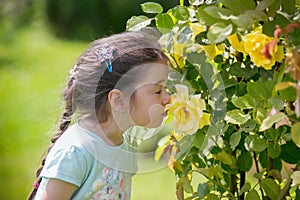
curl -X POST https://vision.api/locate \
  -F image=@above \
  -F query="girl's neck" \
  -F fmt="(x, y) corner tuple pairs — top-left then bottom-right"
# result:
(79, 116), (124, 146)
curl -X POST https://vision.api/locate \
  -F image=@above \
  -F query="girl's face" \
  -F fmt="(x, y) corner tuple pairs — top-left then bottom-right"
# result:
(129, 63), (171, 128)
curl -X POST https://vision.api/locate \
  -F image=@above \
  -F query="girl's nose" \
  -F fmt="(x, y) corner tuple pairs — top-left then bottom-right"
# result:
(162, 90), (171, 105)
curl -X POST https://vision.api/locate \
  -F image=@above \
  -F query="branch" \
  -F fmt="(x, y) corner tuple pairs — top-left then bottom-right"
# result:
(253, 152), (265, 197)
(239, 171), (245, 200)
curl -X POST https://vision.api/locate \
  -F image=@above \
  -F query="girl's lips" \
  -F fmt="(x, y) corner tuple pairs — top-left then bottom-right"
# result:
(162, 110), (168, 117)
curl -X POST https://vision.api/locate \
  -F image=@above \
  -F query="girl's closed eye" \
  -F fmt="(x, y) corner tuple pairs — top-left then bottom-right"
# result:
(154, 85), (165, 94)
(155, 89), (162, 94)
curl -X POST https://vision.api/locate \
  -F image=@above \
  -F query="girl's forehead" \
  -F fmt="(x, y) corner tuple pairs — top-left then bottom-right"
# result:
(137, 63), (169, 83)
(114, 62), (169, 93)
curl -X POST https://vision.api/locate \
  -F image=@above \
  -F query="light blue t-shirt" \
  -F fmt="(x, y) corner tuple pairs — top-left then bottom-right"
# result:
(35, 122), (138, 200)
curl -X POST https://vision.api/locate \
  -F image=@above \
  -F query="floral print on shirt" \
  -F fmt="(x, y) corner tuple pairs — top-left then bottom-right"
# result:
(85, 167), (131, 200)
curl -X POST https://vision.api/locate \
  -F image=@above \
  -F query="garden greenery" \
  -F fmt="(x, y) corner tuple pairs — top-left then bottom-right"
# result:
(127, 0), (300, 199)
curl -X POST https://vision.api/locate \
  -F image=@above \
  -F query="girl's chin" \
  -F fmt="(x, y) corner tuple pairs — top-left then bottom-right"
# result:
(145, 117), (165, 128)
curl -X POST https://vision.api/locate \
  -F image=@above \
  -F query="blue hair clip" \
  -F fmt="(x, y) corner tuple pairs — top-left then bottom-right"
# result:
(96, 46), (117, 73)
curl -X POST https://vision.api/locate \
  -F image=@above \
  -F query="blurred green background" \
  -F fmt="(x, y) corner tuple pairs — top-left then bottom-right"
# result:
(0, 0), (177, 199)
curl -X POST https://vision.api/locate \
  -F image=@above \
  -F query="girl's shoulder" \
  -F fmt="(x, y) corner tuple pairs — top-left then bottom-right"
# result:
(51, 123), (83, 149)
(46, 123), (90, 163)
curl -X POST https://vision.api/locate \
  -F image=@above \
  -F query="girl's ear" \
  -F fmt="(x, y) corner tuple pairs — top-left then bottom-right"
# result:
(107, 89), (125, 111)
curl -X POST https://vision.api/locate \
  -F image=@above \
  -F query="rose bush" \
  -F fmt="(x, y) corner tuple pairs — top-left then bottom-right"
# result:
(127, 0), (300, 199)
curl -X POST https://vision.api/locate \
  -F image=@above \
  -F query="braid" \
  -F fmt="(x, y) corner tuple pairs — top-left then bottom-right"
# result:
(52, 76), (75, 143)
(27, 76), (75, 200)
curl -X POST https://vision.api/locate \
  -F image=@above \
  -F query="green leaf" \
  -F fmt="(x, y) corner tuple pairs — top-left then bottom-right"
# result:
(268, 142), (281, 159)
(230, 13), (254, 29)
(155, 13), (174, 34)
(247, 80), (272, 101)
(264, 128), (280, 141)
(187, 51), (207, 66)
(241, 119), (256, 133)
(246, 190), (260, 200)
(207, 121), (228, 136)
(204, 6), (232, 20)
(220, 70), (238, 88)
(259, 178), (280, 200)
(171, 5), (190, 21)
(126, 15), (152, 31)
(252, 138), (268, 152)
(237, 151), (252, 172)
(263, 13), (292, 36)
(216, 150), (236, 167)
(221, 162), (239, 174)
(210, 146), (222, 155)
(291, 122), (300, 147)
(273, 157), (283, 171)
(181, 175), (193, 193)
(232, 94), (257, 109)
(141, 2), (163, 14)
(177, 26), (193, 43)
(280, 141), (300, 164)
(282, 132), (292, 141)
(197, 168), (212, 179)
(229, 61), (258, 79)
(220, 0), (256, 14)
(267, 0), (281, 17)
(193, 130), (206, 149)
(254, 171), (265, 180)
(282, 0), (296, 14)
(225, 110), (251, 125)
(176, 134), (194, 161)
(279, 86), (297, 101)
(296, 187), (300, 199)
(254, 107), (267, 125)
(268, 97), (285, 110)
(207, 22), (233, 43)
(290, 28), (300, 46)
(195, 31), (210, 45)
(240, 182), (251, 195)
(197, 183), (209, 198)
(229, 62), (244, 77)
(196, 5), (220, 26)
(235, 82), (247, 96)
(256, 0), (275, 12)
(230, 132), (241, 150)
(214, 55), (223, 63)
(259, 113), (286, 132)
(205, 193), (220, 200)
(244, 10), (268, 22)
(259, 150), (268, 168)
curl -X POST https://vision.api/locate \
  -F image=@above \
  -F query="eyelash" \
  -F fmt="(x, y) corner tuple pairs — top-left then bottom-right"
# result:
(155, 86), (167, 94)
(155, 89), (162, 94)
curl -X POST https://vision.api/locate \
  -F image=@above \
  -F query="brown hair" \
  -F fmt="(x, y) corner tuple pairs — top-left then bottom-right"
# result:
(28, 31), (167, 199)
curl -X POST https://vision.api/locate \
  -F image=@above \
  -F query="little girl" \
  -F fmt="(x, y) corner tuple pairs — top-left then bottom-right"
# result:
(28, 31), (171, 200)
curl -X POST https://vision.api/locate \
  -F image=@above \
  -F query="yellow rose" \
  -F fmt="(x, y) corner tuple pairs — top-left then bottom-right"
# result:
(199, 113), (211, 129)
(190, 22), (205, 36)
(227, 33), (245, 53)
(165, 84), (210, 135)
(291, 171), (300, 187)
(168, 41), (186, 69)
(243, 27), (284, 70)
(203, 44), (225, 59)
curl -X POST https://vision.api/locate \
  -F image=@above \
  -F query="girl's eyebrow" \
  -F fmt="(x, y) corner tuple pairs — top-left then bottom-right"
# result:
(144, 79), (166, 87)
(155, 79), (166, 85)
